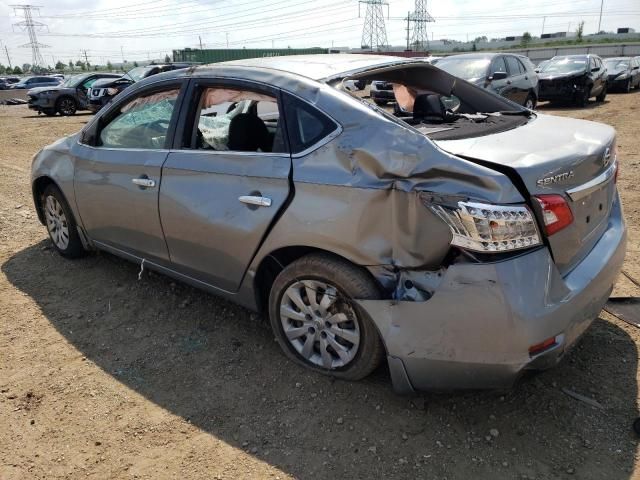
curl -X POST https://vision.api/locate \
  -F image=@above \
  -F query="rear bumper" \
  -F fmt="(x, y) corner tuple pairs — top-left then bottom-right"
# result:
(358, 193), (626, 392)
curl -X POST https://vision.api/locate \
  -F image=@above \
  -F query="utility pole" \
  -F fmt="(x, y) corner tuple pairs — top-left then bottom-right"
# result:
(199, 35), (203, 51)
(358, 0), (389, 51)
(120, 46), (124, 63)
(541, 16), (546, 37)
(82, 49), (89, 66)
(410, 0), (434, 51)
(5, 45), (12, 68)
(406, 11), (411, 50)
(597, 0), (604, 33)
(226, 32), (229, 48)
(11, 4), (49, 68)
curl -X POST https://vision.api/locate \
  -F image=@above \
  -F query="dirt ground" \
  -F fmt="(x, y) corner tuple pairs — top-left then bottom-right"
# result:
(0, 92), (639, 480)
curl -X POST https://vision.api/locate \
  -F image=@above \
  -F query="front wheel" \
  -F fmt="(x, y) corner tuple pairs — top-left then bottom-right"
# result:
(268, 253), (384, 381)
(56, 97), (77, 116)
(41, 185), (86, 258)
(624, 79), (632, 93)
(42, 108), (56, 116)
(524, 93), (536, 110)
(576, 89), (590, 107)
(596, 85), (607, 102)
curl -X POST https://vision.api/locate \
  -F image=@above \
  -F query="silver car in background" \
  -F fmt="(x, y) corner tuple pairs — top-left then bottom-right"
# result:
(31, 55), (626, 393)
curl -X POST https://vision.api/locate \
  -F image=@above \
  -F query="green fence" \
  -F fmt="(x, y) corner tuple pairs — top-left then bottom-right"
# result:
(172, 48), (328, 64)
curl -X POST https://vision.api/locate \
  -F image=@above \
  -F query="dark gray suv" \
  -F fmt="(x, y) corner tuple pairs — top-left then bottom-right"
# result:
(27, 72), (122, 116)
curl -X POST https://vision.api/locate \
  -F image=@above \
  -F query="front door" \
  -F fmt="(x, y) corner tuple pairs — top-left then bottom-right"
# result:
(73, 80), (186, 263)
(159, 81), (291, 292)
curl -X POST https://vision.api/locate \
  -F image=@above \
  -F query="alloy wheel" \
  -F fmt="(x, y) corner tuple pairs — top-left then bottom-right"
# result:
(279, 280), (361, 369)
(525, 97), (535, 109)
(59, 98), (76, 115)
(44, 194), (70, 250)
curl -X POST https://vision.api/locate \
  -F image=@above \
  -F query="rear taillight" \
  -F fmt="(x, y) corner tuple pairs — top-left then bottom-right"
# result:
(428, 201), (542, 253)
(534, 194), (573, 236)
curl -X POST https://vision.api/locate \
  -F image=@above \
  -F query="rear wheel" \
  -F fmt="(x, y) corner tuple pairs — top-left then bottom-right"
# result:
(41, 185), (86, 258)
(56, 96), (77, 116)
(268, 253), (384, 381)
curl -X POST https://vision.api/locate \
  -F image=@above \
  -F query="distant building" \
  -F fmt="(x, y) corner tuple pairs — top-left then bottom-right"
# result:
(541, 32), (575, 39)
(617, 28), (636, 34)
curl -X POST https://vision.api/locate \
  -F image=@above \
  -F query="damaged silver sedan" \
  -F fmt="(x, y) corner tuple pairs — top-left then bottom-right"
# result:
(31, 54), (626, 392)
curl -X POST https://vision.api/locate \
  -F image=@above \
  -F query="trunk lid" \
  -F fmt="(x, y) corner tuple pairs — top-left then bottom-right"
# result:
(435, 113), (617, 275)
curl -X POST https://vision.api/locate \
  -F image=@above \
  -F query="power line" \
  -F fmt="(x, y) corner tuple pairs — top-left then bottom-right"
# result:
(359, 0), (389, 51)
(11, 4), (49, 67)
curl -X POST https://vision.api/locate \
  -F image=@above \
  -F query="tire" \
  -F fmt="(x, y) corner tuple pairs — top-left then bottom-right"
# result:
(41, 184), (86, 258)
(596, 84), (607, 102)
(42, 108), (56, 116)
(524, 93), (536, 110)
(624, 79), (631, 93)
(373, 99), (387, 106)
(56, 96), (77, 116)
(576, 89), (590, 107)
(268, 253), (384, 381)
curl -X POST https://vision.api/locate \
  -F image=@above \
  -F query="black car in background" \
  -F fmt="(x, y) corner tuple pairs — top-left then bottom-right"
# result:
(0, 76), (20, 89)
(537, 54), (608, 106)
(604, 57), (640, 92)
(87, 62), (197, 112)
(432, 53), (539, 109)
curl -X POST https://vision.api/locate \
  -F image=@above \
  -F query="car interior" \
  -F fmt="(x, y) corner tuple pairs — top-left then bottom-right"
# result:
(192, 88), (283, 153)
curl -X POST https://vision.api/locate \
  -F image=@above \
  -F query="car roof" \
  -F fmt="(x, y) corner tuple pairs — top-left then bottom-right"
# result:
(604, 57), (630, 61)
(197, 54), (413, 81)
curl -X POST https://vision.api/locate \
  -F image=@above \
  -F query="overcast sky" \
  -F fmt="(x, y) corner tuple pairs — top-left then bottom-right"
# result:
(0, 0), (638, 67)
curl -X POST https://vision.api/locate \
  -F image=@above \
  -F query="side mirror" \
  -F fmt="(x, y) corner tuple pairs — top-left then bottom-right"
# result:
(591, 67), (600, 72)
(534, 68), (541, 73)
(633, 66), (639, 70)
(489, 71), (508, 81)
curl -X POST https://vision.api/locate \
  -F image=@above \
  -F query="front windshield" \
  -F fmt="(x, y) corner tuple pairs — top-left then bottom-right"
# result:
(126, 66), (152, 82)
(61, 74), (89, 88)
(541, 57), (587, 74)
(433, 58), (490, 81)
(604, 59), (629, 70)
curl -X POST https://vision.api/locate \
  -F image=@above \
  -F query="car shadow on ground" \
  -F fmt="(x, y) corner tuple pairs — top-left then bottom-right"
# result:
(537, 100), (610, 112)
(3, 241), (639, 479)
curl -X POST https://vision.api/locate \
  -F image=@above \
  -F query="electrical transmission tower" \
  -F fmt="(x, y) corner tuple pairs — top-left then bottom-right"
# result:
(11, 4), (49, 68)
(359, 0), (389, 51)
(410, 0), (434, 51)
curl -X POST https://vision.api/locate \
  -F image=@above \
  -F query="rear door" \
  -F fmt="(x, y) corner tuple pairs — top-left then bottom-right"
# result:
(159, 79), (291, 292)
(74, 79), (187, 263)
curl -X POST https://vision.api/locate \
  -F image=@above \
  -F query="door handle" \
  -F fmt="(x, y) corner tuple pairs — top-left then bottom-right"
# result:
(132, 177), (156, 188)
(506, 80), (512, 85)
(239, 195), (271, 207)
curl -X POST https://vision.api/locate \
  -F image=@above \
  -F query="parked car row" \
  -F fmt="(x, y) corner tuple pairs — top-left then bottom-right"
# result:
(370, 53), (640, 112)
(21, 62), (198, 116)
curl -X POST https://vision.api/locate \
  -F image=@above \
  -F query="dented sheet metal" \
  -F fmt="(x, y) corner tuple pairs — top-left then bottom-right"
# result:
(357, 199), (625, 391)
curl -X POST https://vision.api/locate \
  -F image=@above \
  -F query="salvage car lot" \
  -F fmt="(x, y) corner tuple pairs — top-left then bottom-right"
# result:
(0, 92), (639, 478)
